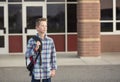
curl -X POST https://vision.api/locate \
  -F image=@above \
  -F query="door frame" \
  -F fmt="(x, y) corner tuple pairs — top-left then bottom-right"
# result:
(22, 2), (46, 54)
(0, 4), (8, 55)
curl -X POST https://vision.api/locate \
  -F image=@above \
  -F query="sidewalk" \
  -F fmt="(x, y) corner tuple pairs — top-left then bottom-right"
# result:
(1, 65), (120, 82)
(57, 52), (120, 65)
(0, 52), (120, 82)
(0, 52), (120, 67)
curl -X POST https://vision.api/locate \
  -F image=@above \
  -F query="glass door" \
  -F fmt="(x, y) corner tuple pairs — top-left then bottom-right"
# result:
(22, 2), (46, 53)
(0, 4), (8, 54)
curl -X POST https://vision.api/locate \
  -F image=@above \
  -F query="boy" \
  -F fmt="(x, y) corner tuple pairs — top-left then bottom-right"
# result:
(25, 18), (57, 82)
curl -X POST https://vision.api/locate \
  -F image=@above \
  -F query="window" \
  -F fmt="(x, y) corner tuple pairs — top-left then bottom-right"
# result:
(116, 0), (120, 31)
(101, 23), (113, 32)
(8, 4), (22, 33)
(47, 1), (77, 51)
(67, 0), (77, 2)
(116, 0), (120, 20)
(67, 4), (77, 32)
(116, 23), (120, 30)
(47, 0), (65, 2)
(0, 36), (4, 47)
(0, 0), (6, 2)
(101, 0), (120, 33)
(47, 4), (65, 33)
(26, 7), (42, 29)
(0, 7), (4, 30)
(24, 0), (44, 1)
(8, 0), (21, 2)
(101, 0), (113, 20)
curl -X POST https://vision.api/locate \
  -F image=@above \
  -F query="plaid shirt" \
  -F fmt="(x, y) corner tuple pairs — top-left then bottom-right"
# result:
(25, 34), (57, 80)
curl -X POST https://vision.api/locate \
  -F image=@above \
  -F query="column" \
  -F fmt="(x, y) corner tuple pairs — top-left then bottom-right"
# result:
(77, 0), (101, 57)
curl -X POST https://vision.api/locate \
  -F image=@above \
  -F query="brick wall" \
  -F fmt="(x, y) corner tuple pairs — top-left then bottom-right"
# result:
(77, 0), (101, 57)
(101, 35), (120, 52)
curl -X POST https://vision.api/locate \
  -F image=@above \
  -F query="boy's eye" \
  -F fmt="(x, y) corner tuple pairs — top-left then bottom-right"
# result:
(41, 25), (47, 27)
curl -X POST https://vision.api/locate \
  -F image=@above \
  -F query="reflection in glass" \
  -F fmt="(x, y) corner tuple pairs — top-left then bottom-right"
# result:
(116, 23), (120, 30)
(0, 36), (4, 47)
(0, 7), (4, 30)
(8, 4), (22, 33)
(27, 7), (42, 29)
(116, 0), (120, 20)
(47, 0), (64, 2)
(67, 4), (77, 32)
(101, 23), (113, 32)
(101, 0), (113, 20)
(47, 4), (65, 33)
(8, 0), (21, 2)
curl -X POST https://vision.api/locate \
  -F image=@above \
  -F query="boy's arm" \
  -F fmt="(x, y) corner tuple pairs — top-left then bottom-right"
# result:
(50, 40), (57, 70)
(25, 38), (36, 58)
(50, 40), (57, 77)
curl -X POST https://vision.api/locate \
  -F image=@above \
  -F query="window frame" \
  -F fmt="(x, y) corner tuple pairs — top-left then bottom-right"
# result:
(101, 0), (120, 35)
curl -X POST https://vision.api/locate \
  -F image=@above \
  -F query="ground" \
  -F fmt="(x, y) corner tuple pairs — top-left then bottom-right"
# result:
(0, 65), (120, 82)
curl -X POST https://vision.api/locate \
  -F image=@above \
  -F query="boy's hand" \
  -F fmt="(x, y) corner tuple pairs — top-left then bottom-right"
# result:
(50, 70), (56, 77)
(34, 41), (41, 51)
(36, 41), (41, 46)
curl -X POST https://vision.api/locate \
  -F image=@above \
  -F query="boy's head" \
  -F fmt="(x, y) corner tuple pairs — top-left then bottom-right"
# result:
(35, 18), (47, 34)
(35, 18), (47, 26)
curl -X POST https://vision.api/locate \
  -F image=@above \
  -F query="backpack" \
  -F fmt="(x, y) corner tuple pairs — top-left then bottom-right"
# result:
(26, 36), (42, 76)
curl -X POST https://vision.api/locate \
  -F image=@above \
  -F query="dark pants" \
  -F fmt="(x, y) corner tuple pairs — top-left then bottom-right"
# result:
(31, 75), (51, 82)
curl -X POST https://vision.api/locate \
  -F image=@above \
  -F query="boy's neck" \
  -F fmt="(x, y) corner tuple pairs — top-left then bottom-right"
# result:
(38, 33), (45, 39)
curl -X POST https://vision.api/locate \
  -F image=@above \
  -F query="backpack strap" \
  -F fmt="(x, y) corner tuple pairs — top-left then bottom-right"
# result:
(32, 36), (42, 66)
(33, 36), (42, 52)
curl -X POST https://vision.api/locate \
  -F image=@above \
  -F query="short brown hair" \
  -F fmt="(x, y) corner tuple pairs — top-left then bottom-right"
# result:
(35, 18), (47, 26)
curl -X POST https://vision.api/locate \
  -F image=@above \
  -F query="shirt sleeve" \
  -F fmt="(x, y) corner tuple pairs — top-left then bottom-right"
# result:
(50, 39), (57, 70)
(25, 38), (36, 58)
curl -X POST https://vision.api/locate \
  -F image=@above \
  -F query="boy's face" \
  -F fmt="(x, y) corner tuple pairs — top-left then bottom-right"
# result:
(36, 21), (47, 34)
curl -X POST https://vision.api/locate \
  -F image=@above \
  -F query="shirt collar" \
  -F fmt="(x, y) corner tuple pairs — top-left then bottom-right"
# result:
(36, 33), (48, 40)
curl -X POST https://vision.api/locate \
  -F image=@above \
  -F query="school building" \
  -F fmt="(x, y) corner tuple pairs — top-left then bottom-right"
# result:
(0, 0), (120, 57)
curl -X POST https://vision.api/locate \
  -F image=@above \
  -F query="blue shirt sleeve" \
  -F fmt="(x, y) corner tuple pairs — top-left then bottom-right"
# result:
(50, 39), (57, 70)
(25, 38), (36, 58)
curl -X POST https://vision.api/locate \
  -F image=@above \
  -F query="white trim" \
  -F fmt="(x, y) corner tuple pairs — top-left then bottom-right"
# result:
(7, 2), (22, 4)
(65, 2), (67, 52)
(101, 32), (120, 35)
(46, 1), (78, 4)
(66, 2), (78, 4)
(47, 33), (65, 35)
(0, 4), (8, 54)
(23, 2), (45, 6)
(100, 20), (113, 22)
(67, 33), (77, 35)
(116, 20), (120, 22)
(113, 0), (116, 32)
(47, 2), (66, 4)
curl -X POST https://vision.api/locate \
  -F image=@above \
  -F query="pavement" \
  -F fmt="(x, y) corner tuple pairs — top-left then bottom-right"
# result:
(0, 65), (120, 82)
(0, 52), (120, 82)
(0, 52), (120, 67)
